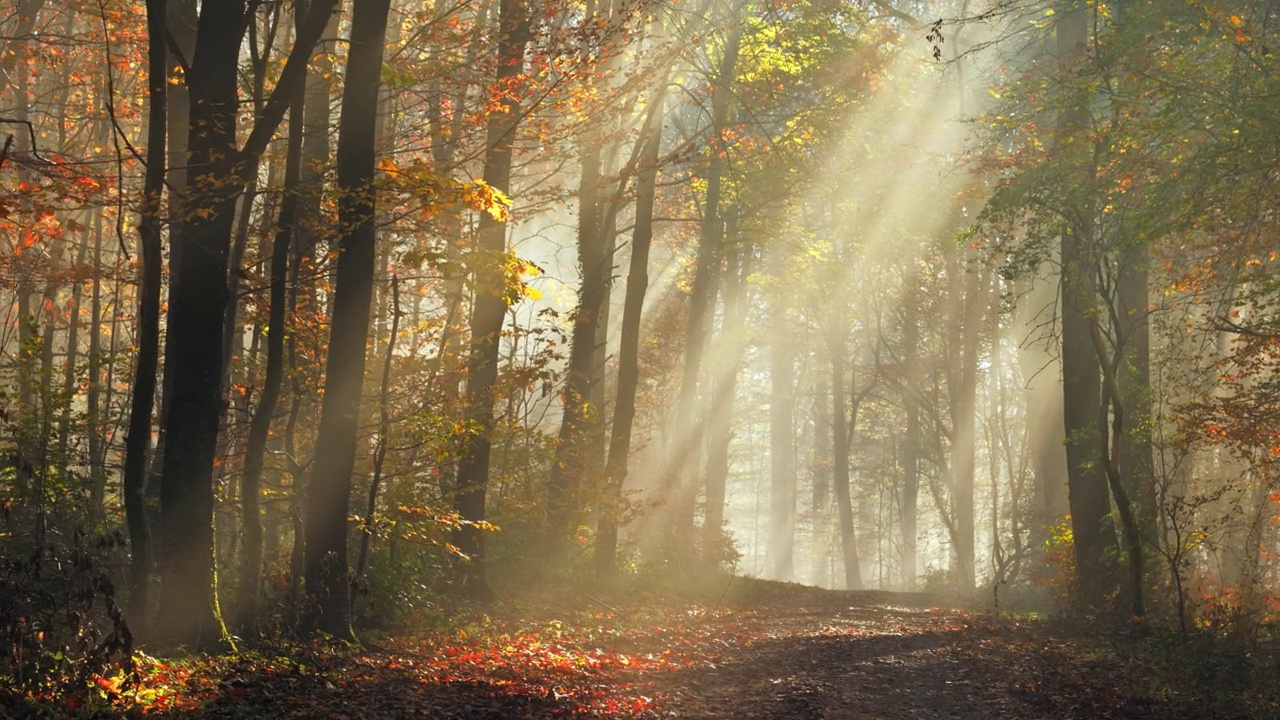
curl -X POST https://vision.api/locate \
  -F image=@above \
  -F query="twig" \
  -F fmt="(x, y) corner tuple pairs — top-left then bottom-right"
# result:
(582, 593), (623, 615)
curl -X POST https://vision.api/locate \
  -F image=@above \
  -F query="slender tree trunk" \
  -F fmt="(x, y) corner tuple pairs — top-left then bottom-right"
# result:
(452, 0), (529, 601)
(664, 12), (743, 528)
(12, 1), (38, 502)
(304, 0), (392, 638)
(1057, 0), (1117, 606)
(120, 0), (167, 636)
(769, 245), (796, 582)
(1091, 317), (1145, 618)
(1117, 248), (1156, 540)
(86, 214), (104, 517)
(548, 27), (609, 542)
(157, 0), (337, 648)
(900, 271), (920, 589)
(149, 0), (198, 520)
(235, 79), (305, 636)
(596, 103), (663, 580)
(831, 331), (861, 590)
(704, 232), (748, 569)
(356, 275), (400, 583)
(56, 229), (88, 476)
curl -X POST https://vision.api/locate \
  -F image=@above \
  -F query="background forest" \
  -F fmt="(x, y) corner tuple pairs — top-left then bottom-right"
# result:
(2, 0), (1280, 709)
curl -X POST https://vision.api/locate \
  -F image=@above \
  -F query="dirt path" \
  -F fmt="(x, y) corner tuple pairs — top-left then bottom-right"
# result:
(152, 584), (1218, 719)
(635, 594), (1128, 719)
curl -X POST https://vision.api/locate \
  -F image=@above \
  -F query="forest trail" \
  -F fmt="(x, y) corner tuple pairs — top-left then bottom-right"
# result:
(147, 580), (1211, 719)
(636, 589), (1151, 720)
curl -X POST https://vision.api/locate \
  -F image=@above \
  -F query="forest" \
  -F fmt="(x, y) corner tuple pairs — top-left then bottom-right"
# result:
(2, 0), (1279, 716)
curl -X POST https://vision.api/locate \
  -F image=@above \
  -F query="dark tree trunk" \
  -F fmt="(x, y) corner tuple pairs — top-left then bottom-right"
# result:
(236, 76), (305, 636)
(1062, 228), (1117, 604)
(1117, 249), (1156, 538)
(452, 0), (529, 601)
(303, 0), (392, 638)
(149, 0), (198, 520)
(86, 213), (104, 528)
(549, 71), (608, 545)
(596, 104), (663, 580)
(1091, 318), (1146, 618)
(155, 0), (248, 647)
(56, 229), (87, 477)
(120, 0), (166, 636)
(1057, 0), (1117, 607)
(356, 275), (401, 584)
(12, 1), (38, 503)
(156, 0), (338, 648)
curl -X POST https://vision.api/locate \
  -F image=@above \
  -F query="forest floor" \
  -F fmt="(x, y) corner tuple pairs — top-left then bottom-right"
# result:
(60, 578), (1278, 719)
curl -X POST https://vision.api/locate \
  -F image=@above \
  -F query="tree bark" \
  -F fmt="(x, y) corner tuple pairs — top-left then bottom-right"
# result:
(356, 275), (400, 584)
(149, 0), (198, 521)
(157, 0), (338, 648)
(452, 0), (529, 601)
(236, 74), (306, 636)
(548, 20), (609, 541)
(304, 0), (392, 638)
(1057, 0), (1117, 606)
(596, 103), (663, 580)
(120, 0), (167, 637)
(1117, 248), (1156, 538)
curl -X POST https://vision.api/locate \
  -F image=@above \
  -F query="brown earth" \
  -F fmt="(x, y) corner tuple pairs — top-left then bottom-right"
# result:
(129, 580), (1256, 719)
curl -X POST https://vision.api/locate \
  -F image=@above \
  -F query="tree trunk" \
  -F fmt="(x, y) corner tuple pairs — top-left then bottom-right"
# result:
(304, 0), (392, 638)
(664, 13), (743, 527)
(831, 333), (861, 590)
(149, 0), (198, 521)
(155, 0), (248, 647)
(900, 271), (920, 589)
(548, 35), (609, 543)
(452, 0), (529, 601)
(769, 245), (796, 582)
(1057, 0), (1117, 606)
(86, 213), (104, 522)
(355, 275), (400, 584)
(1117, 248), (1156, 540)
(704, 231), (748, 570)
(157, 0), (337, 648)
(236, 76), (305, 636)
(56, 227), (88, 478)
(596, 103), (663, 580)
(120, 0), (166, 636)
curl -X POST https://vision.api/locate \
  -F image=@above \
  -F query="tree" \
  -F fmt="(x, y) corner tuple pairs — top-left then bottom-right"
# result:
(119, 0), (166, 634)
(156, 0), (337, 647)
(452, 0), (530, 600)
(304, 0), (393, 638)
